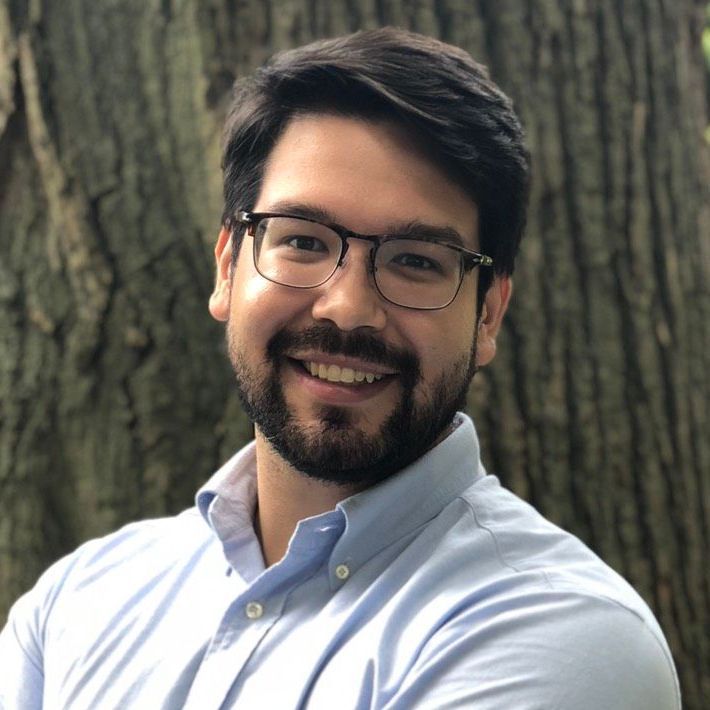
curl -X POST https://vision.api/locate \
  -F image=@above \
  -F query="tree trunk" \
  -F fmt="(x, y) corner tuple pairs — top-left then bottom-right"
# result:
(1, 1), (707, 707)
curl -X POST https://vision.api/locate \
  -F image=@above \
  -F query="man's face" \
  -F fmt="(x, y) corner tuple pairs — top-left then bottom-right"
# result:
(210, 114), (509, 487)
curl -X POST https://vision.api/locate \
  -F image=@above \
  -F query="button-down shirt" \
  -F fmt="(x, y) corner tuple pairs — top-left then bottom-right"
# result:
(0, 414), (680, 709)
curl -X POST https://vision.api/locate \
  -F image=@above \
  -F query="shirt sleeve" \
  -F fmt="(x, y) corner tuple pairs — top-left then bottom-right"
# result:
(0, 550), (81, 710)
(384, 591), (681, 710)
(0, 587), (46, 708)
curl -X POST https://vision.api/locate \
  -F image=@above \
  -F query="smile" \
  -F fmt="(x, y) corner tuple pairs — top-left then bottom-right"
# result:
(301, 361), (387, 385)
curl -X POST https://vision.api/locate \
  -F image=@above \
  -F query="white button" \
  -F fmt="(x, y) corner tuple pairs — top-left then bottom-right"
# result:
(245, 601), (264, 619)
(335, 564), (350, 580)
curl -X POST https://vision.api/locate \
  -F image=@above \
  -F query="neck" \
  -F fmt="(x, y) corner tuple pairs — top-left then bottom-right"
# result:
(253, 432), (359, 567)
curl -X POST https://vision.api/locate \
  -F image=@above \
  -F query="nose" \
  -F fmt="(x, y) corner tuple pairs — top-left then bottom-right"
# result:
(310, 242), (387, 331)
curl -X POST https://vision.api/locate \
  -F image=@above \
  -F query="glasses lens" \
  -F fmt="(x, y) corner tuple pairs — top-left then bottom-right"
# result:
(253, 217), (341, 288)
(375, 238), (462, 309)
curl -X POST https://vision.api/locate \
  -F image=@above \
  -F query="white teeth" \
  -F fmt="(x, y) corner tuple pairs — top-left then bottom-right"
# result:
(303, 361), (385, 385)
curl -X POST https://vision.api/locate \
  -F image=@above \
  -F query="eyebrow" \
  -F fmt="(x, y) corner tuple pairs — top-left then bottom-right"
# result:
(262, 200), (469, 247)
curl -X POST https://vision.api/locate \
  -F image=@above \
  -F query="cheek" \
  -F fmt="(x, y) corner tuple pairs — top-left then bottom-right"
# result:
(415, 316), (477, 375)
(229, 271), (314, 348)
(231, 247), (278, 315)
(431, 296), (477, 343)
(240, 274), (274, 306)
(421, 340), (466, 369)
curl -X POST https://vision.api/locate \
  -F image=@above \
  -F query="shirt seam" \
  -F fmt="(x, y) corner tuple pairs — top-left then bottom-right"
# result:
(461, 495), (554, 590)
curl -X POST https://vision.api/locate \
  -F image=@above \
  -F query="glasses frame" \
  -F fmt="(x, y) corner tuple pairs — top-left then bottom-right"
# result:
(232, 210), (494, 311)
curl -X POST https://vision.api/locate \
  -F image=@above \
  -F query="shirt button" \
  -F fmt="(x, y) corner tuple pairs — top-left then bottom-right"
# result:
(245, 601), (264, 619)
(335, 564), (350, 580)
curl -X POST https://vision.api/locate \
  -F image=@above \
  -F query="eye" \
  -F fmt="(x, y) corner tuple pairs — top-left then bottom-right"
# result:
(284, 235), (328, 252)
(391, 252), (442, 272)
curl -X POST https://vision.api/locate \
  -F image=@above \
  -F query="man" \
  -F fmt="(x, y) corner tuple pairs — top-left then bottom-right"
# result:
(1, 28), (680, 709)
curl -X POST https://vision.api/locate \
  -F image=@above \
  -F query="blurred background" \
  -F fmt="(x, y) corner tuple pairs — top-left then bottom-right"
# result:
(1, 1), (708, 706)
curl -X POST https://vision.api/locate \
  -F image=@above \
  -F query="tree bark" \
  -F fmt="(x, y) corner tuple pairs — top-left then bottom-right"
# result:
(1, 0), (707, 706)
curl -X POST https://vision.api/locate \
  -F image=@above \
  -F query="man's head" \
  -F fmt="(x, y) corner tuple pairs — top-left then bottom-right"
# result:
(220, 28), (529, 299)
(210, 28), (529, 487)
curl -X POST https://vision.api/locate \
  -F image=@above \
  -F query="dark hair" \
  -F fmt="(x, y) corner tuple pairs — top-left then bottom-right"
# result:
(221, 27), (530, 298)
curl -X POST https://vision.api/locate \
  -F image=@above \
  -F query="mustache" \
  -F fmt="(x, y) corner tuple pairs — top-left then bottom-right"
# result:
(267, 324), (421, 380)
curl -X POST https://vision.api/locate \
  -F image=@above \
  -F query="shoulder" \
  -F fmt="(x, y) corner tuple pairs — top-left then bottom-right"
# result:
(390, 475), (681, 708)
(391, 587), (680, 710)
(1, 508), (212, 653)
(42, 508), (208, 601)
(0, 508), (211, 707)
(452, 475), (658, 620)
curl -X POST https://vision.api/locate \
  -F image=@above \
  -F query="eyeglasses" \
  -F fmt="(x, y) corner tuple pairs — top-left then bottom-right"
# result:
(233, 211), (493, 310)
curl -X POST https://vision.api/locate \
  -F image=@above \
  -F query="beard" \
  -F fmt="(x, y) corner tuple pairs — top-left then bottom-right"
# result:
(227, 322), (478, 488)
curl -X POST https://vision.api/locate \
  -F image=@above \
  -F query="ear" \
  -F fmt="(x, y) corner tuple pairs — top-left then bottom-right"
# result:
(475, 276), (512, 368)
(208, 226), (233, 322)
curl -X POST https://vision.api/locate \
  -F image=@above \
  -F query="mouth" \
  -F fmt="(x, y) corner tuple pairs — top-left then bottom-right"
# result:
(283, 356), (398, 405)
(299, 360), (390, 385)
(281, 349), (403, 407)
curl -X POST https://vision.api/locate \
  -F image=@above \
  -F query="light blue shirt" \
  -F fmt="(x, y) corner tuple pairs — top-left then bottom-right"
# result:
(0, 414), (680, 709)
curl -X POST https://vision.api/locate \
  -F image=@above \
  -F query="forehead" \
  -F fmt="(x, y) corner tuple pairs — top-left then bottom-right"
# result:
(253, 113), (479, 248)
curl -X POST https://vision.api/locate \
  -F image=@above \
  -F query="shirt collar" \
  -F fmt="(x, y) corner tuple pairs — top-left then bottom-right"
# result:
(195, 413), (484, 580)
(196, 441), (258, 526)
